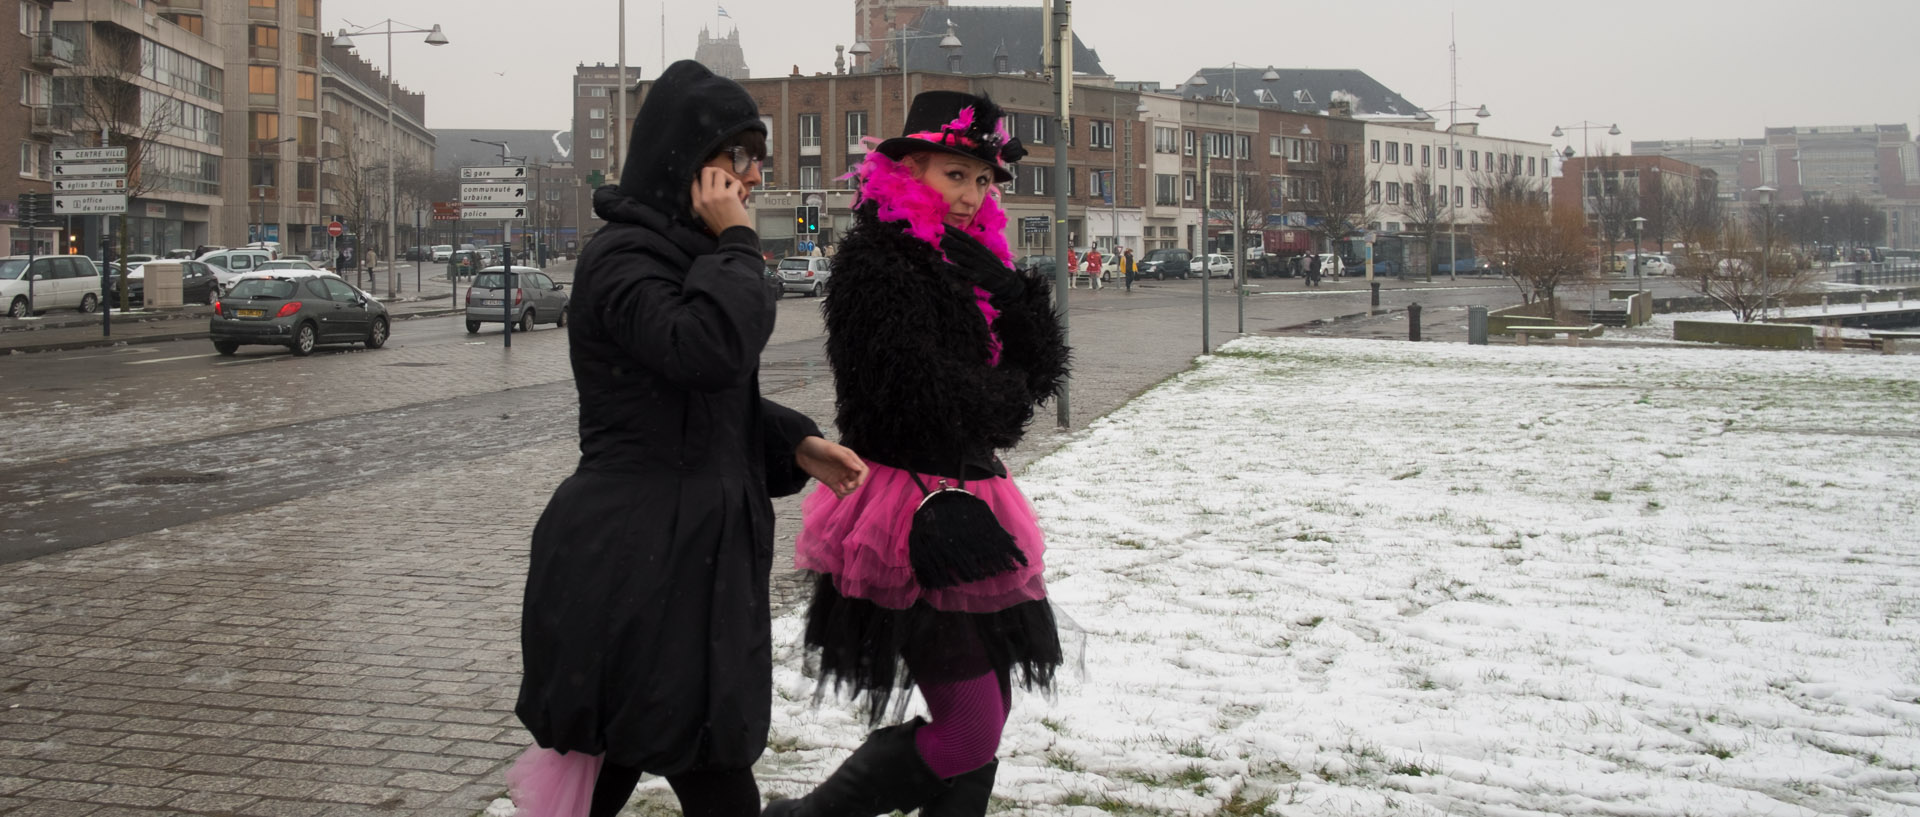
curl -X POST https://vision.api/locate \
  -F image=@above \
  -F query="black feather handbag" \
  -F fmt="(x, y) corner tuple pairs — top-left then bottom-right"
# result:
(907, 471), (1029, 589)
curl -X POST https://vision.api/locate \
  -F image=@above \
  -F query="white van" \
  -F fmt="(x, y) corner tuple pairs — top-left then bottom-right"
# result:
(197, 248), (275, 288)
(2, 255), (104, 316)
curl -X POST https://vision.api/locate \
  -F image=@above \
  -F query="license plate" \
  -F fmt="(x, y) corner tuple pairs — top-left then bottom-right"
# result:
(481, 299), (503, 306)
(237, 309), (264, 318)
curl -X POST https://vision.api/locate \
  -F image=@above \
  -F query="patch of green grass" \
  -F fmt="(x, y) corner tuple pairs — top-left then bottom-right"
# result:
(1389, 761), (1437, 777)
(1061, 793), (1133, 813)
(1171, 763), (1210, 786)
(1592, 490), (1613, 502)
(1213, 790), (1277, 817)
(1041, 717), (1065, 733)
(1116, 538), (1147, 550)
(1301, 615), (1325, 628)
(1700, 741), (1736, 760)
(1047, 750), (1084, 773)
(1173, 739), (1209, 758)
(1290, 531), (1333, 543)
(1391, 468), (1423, 481)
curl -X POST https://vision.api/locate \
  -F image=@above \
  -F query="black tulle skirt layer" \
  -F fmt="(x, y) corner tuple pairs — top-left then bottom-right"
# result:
(801, 573), (1063, 726)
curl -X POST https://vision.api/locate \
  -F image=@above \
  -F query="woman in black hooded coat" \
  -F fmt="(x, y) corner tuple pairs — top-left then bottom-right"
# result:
(508, 60), (867, 817)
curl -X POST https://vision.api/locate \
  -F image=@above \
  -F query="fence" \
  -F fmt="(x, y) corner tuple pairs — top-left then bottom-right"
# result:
(1831, 262), (1920, 286)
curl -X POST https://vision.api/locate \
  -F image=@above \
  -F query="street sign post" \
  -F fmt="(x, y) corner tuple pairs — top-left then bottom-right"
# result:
(327, 221), (344, 237)
(52, 162), (127, 177)
(459, 206), (527, 220)
(51, 147), (127, 162)
(460, 166), (529, 180)
(53, 194), (128, 215)
(459, 184), (528, 204)
(52, 178), (128, 192)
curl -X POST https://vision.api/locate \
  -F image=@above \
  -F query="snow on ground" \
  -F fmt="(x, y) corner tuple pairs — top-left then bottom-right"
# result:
(753, 337), (1920, 816)
(1602, 289), (1917, 344)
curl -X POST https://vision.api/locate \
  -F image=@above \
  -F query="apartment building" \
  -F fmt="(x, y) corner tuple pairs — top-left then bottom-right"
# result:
(50, 0), (226, 256)
(205, 0), (320, 253)
(1362, 121), (1557, 231)
(4, 0), (70, 254)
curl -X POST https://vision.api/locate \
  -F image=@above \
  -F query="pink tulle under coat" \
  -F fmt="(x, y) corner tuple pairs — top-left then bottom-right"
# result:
(505, 745), (602, 817)
(796, 461), (1048, 613)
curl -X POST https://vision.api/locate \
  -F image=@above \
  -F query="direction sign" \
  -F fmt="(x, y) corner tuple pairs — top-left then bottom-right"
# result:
(459, 206), (528, 220)
(53, 194), (128, 215)
(460, 184), (528, 204)
(51, 147), (127, 162)
(52, 162), (127, 177)
(53, 177), (128, 192)
(461, 165), (528, 180)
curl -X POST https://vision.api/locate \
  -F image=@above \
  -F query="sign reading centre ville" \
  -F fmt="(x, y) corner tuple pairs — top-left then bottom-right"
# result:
(52, 147), (128, 162)
(459, 184), (527, 204)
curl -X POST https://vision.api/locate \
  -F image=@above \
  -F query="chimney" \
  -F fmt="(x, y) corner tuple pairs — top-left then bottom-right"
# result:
(1328, 99), (1353, 119)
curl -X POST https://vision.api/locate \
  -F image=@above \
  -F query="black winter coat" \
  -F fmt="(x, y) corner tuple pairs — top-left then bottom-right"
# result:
(515, 184), (820, 774)
(825, 211), (1069, 476)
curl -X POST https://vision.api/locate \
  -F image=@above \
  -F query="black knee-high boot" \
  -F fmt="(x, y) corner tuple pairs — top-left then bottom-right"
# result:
(763, 719), (948, 817)
(916, 760), (996, 817)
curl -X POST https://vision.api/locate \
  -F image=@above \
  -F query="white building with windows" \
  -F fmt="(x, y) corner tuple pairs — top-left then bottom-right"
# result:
(1361, 121), (1556, 233)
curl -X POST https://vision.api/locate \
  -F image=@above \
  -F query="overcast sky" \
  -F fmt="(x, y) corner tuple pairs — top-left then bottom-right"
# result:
(326, 0), (1920, 154)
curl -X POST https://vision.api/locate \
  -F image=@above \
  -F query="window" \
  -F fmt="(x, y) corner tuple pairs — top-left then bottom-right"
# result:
(846, 111), (867, 147)
(1370, 139), (1380, 162)
(1031, 115), (1047, 145)
(1471, 187), (1481, 207)
(587, 86), (608, 97)
(296, 72), (315, 103)
(1469, 151), (1479, 171)
(19, 141), (47, 179)
(1405, 144), (1414, 165)
(1030, 165), (1046, 195)
(166, 13), (204, 35)
(1454, 148), (1463, 168)
(248, 65), (278, 95)
(1155, 173), (1177, 205)
(589, 127), (605, 139)
(1184, 174), (1195, 201)
(1066, 117), (1074, 147)
(1369, 181), (1380, 203)
(1454, 186), (1463, 207)
(1484, 152), (1493, 170)
(589, 107), (605, 120)
(1156, 126), (1178, 154)
(1184, 129), (1195, 156)
(249, 0), (276, 7)
(589, 147), (605, 160)
(1386, 142), (1399, 164)
(298, 0), (315, 17)
(1386, 182), (1400, 204)
(249, 111), (280, 142)
(1499, 154), (1508, 174)
(251, 25), (279, 59)
(1067, 168), (1077, 197)
(1528, 156), (1537, 176)
(798, 114), (821, 150)
(799, 165), (821, 189)
(1090, 120), (1112, 149)
(1439, 148), (1448, 169)
(1238, 135), (1250, 160)
(1422, 145), (1431, 167)
(760, 115), (775, 155)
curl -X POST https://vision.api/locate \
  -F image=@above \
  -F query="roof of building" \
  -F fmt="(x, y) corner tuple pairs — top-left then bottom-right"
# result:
(1176, 67), (1422, 118)
(895, 5), (1104, 76)
(432, 130), (574, 173)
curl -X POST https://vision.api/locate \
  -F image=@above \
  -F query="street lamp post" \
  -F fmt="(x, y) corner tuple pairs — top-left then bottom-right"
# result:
(334, 19), (448, 299)
(1551, 120), (1621, 280)
(1416, 103), (1490, 281)
(847, 20), (962, 130)
(1188, 64), (1278, 334)
(1631, 215), (1646, 296)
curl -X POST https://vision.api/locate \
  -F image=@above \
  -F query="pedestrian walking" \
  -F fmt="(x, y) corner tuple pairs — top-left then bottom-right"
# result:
(772, 90), (1070, 817)
(1065, 246), (1080, 289)
(1307, 252), (1322, 287)
(507, 60), (868, 817)
(1085, 247), (1103, 290)
(1122, 247), (1136, 292)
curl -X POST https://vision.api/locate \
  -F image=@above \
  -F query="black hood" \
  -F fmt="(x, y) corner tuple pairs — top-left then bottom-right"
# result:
(616, 59), (765, 225)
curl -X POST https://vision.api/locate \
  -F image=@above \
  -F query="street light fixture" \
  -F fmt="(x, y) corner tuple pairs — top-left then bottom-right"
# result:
(1415, 102), (1491, 281)
(334, 19), (449, 298)
(1553, 121), (1622, 280)
(848, 20), (962, 129)
(1187, 64), (1279, 334)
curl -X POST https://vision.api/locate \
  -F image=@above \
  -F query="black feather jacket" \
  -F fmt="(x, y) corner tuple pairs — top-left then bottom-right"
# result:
(824, 207), (1070, 478)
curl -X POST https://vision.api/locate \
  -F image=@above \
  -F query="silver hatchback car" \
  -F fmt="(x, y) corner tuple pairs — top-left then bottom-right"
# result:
(464, 266), (569, 333)
(776, 256), (832, 297)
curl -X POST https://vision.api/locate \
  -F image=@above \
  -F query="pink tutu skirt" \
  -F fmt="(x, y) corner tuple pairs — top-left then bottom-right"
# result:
(505, 744), (602, 817)
(797, 461), (1048, 613)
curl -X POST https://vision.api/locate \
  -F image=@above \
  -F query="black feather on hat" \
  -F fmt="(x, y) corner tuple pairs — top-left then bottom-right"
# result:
(875, 91), (1025, 183)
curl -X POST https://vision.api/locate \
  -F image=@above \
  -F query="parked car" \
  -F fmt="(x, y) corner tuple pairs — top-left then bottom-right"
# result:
(776, 256), (833, 297)
(449, 250), (487, 277)
(1435, 256), (1482, 275)
(464, 266), (569, 334)
(1200, 253), (1234, 278)
(163, 248), (196, 260)
(209, 270), (389, 356)
(105, 259), (222, 306)
(431, 245), (454, 262)
(257, 259), (320, 273)
(1626, 253), (1675, 276)
(198, 248), (276, 288)
(1, 255), (103, 317)
(1014, 254), (1056, 278)
(1137, 248), (1192, 280)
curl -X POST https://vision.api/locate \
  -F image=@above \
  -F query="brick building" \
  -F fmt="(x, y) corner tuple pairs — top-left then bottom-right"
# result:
(1551, 154), (1718, 254)
(4, 0), (70, 254)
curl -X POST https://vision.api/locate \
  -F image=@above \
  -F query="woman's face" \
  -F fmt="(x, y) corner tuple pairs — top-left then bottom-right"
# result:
(912, 153), (996, 229)
(700, 147), (762, 204)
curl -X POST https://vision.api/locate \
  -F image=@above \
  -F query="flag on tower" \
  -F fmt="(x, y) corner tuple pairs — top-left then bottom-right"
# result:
(717, 5), (730, 17)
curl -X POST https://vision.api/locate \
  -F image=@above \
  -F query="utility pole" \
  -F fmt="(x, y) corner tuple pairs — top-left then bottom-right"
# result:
(1048, 0), (1072, 429)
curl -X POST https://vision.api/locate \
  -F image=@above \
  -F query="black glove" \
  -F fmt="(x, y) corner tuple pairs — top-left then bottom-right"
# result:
(940, 226), (1024, 301)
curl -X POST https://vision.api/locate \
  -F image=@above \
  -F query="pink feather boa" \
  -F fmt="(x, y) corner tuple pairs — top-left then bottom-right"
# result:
(850, 149), (1014, 269)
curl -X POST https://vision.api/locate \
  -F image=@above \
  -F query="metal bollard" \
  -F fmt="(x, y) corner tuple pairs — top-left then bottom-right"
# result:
(1468, 305), (1488, 345)
(1861, 293), (1869, 311)
(1408, 302), (1422, 342)
(1855, 269), (1865, 286)
(1821, 295), (1829, 313)
(1371, 282), (1381, 308)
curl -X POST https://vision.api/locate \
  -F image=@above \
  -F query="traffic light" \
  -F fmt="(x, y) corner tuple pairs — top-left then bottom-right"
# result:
(794, 206), (807, 233)
(804, 205), (820, 234)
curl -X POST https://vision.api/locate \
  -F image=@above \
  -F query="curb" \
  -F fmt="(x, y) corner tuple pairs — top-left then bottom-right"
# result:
(0, 307), (468, 355)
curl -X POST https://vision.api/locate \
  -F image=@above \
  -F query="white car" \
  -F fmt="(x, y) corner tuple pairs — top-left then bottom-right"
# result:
(431, 245), (453, 262)
(776, 256), (832, 296)
(1, 255), (104, 317)
(1201, 253), (1233, 279)
(1631, 253), (1675, 276)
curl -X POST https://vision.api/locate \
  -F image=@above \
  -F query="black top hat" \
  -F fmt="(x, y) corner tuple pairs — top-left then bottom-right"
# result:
(875, 91), (1026, 183)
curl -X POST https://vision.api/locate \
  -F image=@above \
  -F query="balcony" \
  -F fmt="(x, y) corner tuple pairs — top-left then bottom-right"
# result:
(28, 105), (70, 138)
(31, 32), (77, 68)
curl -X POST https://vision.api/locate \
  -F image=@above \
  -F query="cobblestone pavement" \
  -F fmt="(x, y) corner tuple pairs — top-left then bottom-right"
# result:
(0, 275), (1522, 815)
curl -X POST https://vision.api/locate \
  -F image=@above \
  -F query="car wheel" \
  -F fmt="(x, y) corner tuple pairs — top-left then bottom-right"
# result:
(365, 317), (389, 349)
(519, 310), (535, 333)
(290, 322), (318, 356)
(7, 297), (27, 318)
(556, 306), (568, 327)
(78, 293), (98, 314)
(213, 340), (239, 356)
(466, 319), (480, 334)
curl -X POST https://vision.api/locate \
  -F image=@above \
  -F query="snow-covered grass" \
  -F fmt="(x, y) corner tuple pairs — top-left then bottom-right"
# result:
(754, 337), (1920, 817)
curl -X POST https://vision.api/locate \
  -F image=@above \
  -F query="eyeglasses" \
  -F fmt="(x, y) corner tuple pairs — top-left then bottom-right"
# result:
(723, 145), (763, 176)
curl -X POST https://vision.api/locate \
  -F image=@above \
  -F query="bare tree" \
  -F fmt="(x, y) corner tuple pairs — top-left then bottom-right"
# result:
(1583, 153), (1638, 266)
(64, 26), (182, 308)
(1394, 168), (1446, 281)
(1305, 146), (1372, 259)
(324, 141), (378, 272)
(1688, 204), (1823, 322)
(1480, 171), (1584, 305)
